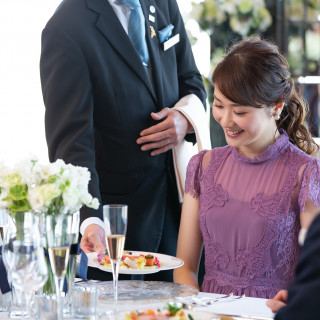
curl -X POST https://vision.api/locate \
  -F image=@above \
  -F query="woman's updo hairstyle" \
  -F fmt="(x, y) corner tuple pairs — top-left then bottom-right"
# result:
(212, 35), (318, 155)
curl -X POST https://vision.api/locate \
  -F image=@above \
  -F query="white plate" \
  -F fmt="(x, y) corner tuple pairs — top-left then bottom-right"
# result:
(186, 310), (220, 320)
(82, 251), (184, 275)
(118, 306), (219, 320)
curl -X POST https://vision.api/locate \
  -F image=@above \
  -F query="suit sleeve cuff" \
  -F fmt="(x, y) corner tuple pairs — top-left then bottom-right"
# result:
(80, 217), (105, 235)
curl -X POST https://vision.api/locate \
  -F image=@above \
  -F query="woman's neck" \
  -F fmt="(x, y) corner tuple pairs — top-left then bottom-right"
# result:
(237, 129), (281, 159)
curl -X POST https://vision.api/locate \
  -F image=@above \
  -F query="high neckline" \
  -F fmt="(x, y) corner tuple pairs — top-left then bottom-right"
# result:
(232, 129), (289, 164)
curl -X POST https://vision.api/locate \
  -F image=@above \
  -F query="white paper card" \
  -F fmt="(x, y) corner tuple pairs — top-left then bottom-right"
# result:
(149, 14), (155, 22)
(163, 33), (180, 51)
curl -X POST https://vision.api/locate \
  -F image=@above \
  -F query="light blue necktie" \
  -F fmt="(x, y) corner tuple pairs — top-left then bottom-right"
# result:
(116, 0), (149, 66)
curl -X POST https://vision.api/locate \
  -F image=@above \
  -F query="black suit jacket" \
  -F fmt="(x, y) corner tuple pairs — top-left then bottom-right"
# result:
(275, 214), (320, 320)
(40, 0), (206, 252)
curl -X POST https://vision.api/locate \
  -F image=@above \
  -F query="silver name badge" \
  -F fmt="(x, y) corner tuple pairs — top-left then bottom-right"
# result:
(163, 34), (180, 51)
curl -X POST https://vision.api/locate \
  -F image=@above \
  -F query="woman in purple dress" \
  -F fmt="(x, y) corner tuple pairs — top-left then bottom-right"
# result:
(174, 36), (320, 298)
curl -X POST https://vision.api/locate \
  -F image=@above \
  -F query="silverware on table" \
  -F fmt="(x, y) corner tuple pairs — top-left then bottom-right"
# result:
(176, 292), (246, 309)
(174, 297), (195, 310)
(204, 292), (234, 305)
(193, 292), (237, 306)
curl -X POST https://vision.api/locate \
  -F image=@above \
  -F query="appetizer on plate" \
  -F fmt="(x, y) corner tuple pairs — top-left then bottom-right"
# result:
(125, 303), (189, 320)
(98, 250), (161, 270)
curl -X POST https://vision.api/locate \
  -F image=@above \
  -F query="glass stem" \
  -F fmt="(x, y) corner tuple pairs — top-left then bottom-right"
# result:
(24, 293), (32, 318)
(111, 259), (120, 310)
(54, 276), (64, 320)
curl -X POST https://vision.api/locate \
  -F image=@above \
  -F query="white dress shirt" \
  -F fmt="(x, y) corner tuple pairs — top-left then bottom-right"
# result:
(108, 0), (130, 34)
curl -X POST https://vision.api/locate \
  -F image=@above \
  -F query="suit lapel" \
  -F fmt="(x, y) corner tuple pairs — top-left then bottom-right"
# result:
(141, 0), (164, 108)
(86, 0), (156, 102)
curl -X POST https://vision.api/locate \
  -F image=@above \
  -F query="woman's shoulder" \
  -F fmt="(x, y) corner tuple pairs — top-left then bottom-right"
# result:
(188, 146), (232, 175)
(287, 142), (320, 165)
(204, 145), (232, 162)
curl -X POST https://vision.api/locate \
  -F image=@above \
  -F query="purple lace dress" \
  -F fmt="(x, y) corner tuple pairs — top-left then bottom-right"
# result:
(185, 131), (320, 298)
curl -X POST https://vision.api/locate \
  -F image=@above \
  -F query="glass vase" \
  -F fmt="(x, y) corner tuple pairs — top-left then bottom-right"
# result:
(9, 211), (35, 241)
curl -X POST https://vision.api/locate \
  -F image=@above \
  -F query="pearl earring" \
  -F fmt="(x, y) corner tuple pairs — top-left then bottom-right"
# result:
(275, 114), (280, 120)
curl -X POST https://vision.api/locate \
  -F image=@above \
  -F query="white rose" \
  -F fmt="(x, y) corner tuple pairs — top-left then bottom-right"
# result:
(14, 156), (40, 186)
(40, 184), (61, 206)
(28, 187), (45, 212)
(62, 187), (81, 212)
(2, 174), (22, 189)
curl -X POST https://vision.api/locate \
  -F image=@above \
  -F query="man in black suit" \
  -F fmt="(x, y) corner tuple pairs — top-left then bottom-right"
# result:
(40, 0), (206, 281)
(267, 213), (320, 319)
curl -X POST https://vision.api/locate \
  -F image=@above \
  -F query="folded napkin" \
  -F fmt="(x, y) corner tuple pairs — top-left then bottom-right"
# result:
(172, 95), (212, 202)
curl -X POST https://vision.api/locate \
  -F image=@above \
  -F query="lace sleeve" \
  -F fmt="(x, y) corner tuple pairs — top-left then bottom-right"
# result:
(298, 158), (320, 212)
(184, 150), (207, 199)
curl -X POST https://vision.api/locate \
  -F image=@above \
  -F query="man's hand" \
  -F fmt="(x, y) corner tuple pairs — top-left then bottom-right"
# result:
(266, 290), (288, 313)
(80, 224), (106, 253)
(136, 108), (193, 156)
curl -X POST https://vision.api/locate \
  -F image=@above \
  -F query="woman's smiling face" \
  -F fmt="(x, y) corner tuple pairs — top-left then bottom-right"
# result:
(212, 86), (279, 158)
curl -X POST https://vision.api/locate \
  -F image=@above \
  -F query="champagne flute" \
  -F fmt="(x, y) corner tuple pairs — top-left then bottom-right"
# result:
(46, 212), (79, 320)
(10, 222), (48, 318)
(2, 229), (27, 318)
(103, 205), (128, 304)
(2, 212), (40, 318)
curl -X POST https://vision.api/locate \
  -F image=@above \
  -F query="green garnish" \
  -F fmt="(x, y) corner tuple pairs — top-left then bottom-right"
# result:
(105, 249), (108, 255)
(166, 302), (182, 316)
(145, 255), (154, 259)
(188, 315), (194, 320)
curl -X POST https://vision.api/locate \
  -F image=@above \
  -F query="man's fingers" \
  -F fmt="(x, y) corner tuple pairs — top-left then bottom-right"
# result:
(80, 239), (94, 253)
(138, 130), (168, 144)
(81, 246), (94, 254)
(138, 122), (169, 139)
(80, 224), (106, 253)
(151, 108), (171, 120)
(266, 299), (286, 313)
(272, 290), (288, 303)
(140, 137), (173, 151)
(138, 109), (173, 138)
(93, 240), (106, 254)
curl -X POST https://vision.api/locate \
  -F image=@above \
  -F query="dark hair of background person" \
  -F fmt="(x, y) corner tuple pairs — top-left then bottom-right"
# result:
(212, 35), (319, 156)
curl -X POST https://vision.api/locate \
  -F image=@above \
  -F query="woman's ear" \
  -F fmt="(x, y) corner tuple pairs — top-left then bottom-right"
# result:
(272, 102), (285, 120)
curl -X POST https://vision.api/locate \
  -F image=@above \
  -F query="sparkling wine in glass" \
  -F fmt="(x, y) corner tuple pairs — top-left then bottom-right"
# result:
(46, 212), (79, 320)
(47, 245), (71, 277)
(103, 204), (128, 304)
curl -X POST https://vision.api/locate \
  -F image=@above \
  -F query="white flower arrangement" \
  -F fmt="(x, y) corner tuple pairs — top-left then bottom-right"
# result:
(0, 156), (99, 216)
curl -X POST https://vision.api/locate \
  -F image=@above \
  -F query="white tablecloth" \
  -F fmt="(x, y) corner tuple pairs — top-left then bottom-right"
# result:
(0, 282), (275, 319)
